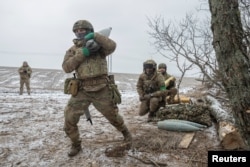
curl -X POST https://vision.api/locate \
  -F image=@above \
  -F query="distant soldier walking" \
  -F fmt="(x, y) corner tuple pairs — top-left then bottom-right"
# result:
(62, 19), (132, 157)
(18, 61), (32, 95)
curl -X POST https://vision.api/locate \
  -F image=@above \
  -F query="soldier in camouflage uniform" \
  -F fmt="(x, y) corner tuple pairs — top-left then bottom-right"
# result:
(18, 61), (32, 95)
(136, 59), (167, 122)
(158, 63), (178, 104)
(62, 20), (132, 157)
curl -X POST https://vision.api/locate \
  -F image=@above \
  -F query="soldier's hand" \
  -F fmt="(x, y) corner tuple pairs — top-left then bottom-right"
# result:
(86, 40), (100, 53)
(169, 80), (175, 87)
(23, 70), (27, 73)
(82, 46), (100, 57)
(84, 32), (94, 40)
(143, 94), (152, 100)
(82, 47), (90, 57)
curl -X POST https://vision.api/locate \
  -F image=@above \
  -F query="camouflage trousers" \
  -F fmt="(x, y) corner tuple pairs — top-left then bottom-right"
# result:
(139, 96), (164, 116)
(20, 79), (30, 95)
(64, 85), (127, 143)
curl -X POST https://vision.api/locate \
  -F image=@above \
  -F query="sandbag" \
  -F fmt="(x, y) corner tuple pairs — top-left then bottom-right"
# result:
(155, 103), (212, 127)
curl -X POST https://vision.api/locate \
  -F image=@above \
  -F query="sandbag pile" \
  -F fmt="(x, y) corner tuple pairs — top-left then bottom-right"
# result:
(155, 103), (212, 127)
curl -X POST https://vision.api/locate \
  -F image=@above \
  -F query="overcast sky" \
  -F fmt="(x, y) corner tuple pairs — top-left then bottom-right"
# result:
(0, 0), (204, 76)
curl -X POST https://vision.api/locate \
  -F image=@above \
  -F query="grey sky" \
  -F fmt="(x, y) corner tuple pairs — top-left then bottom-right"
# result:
(0, 0), (202, 76)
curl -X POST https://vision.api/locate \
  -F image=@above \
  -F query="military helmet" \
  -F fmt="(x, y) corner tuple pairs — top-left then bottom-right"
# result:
(23, 61), (28, 66)
(158, 63), (167, 69)
(143, 59), (157, 69)
(72, 20), (94, 33)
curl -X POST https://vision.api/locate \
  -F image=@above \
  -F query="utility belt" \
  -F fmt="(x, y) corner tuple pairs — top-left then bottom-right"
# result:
(64, 75), (108, 95)
(64, 74), (121, 104)
(80, 75), (108, 87)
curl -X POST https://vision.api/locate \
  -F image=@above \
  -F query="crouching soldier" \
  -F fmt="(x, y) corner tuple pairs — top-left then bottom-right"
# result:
(18, 61), (32, 95)
(136, 59), (168, 122)
(158, 63), (178, 104)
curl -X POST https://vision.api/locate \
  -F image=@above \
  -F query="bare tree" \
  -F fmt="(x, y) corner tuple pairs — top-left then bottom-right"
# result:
(147, 0), (250, 148)
(239, 0), (250, 56)
(209, 0), (250, 148)
(147, 14), (223, 90)
(147, 0), (250, 95)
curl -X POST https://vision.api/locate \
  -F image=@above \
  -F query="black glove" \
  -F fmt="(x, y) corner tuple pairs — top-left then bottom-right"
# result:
(168, 80), (175, 88)
(23, 70), (27, 73)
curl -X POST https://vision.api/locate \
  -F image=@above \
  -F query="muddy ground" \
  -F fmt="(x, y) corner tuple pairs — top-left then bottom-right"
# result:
(0, 66), (222, 167)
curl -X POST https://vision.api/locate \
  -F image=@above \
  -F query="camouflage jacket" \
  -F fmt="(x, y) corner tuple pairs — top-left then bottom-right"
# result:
(62, 33), (116, 79)
(161, 72), (172, 80)
(18, 66), (32, 80)
(136, 72), (166, 97)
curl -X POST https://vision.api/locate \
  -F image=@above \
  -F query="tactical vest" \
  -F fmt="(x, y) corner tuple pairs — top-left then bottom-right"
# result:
(76, 53), (108, 79)
(142, 74), (160, 94)
(20, 67), (31, 79)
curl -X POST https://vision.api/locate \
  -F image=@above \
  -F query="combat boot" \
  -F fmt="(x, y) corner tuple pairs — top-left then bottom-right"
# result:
(121, 127), (132, 150)
(121, 127), (132, 142)
(68, 141), (82, 157)
(147, 112), (155, 122)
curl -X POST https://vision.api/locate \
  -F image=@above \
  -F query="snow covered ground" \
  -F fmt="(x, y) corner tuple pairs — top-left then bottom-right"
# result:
(0, 66), (221, 167)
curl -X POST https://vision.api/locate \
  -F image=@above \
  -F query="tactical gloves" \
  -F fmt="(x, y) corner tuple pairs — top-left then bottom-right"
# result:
(84, 32), (94, 40)
(82, 32), (100, 57)
(82, 47), (90, 57)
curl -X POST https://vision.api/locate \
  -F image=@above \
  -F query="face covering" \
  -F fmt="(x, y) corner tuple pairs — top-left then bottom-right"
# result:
(75, 29), (91, 39)
(75, 33), (86, 39)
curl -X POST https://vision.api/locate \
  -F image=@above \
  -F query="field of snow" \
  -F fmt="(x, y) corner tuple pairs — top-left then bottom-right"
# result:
(0, 66), (221, 167)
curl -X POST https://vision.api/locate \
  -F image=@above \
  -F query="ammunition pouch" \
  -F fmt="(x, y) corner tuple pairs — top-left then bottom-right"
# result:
(64, 78), (80, 96)
(108, 75), (121, 104)
(109, 84), (122, 104)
